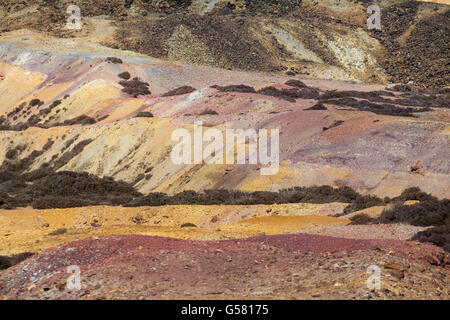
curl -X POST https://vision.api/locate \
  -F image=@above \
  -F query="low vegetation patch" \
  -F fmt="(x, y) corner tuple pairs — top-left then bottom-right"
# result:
(49, 115), (97, 127)
(412, 226), (450, 253)
(118, 71), (131, 80)
(162, 86), (196, 97)
(211, 84), (256, 93)
(285, 79), (307, 88)
(48, 228), (68, 236)
(1, 182), (370, 209)
(317, 87), (448, 117)
(0, 170), (141, 209)
(0, 252), (34, 270)
(199, 109), (218, 115)
(180, 223), (197, 228)
(119, 77), (151, 97)
(323, 120), (344, 131)
(105, 57), (123, 64)
(378, 200), (449, 227)
(305, 102), (327, 110)
(126, 186), (365, 207)
(349, 213), (373, 225)
(344, 188), (449, 252)
(256, 86), (301, 102)
(135, 112), (154, 118)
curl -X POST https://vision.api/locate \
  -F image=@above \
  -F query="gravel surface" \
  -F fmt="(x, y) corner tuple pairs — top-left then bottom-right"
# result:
(1, 234), (448, 300)
(298, 224), (431, 241)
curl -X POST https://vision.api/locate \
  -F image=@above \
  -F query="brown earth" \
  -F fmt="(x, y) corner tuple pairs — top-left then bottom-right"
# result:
(0, 234), (448, 299)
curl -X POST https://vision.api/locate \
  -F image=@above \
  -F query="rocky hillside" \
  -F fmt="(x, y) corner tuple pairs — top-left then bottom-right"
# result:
(0, 31), (448, 199)
(0, 0), (448, 87)
(0, 0), (448, 301)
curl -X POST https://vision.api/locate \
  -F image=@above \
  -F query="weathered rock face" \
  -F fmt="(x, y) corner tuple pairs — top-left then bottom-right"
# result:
(0, 1), (448, 87)
(0, 32), (448, 198)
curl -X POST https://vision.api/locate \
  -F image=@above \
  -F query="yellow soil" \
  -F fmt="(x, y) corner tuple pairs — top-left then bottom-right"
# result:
(222, 216), (349, 235)
(0, 203), (350, 255)
(420, 0), (449, 4)
(404, 200), (420, 206)
(0, 64), (47, 112)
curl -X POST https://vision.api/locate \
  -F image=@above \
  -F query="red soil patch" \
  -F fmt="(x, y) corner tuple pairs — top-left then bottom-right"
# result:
(0, 234), (447, 299)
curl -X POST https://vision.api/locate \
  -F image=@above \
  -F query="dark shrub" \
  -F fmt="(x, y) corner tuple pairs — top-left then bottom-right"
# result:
(105, 57), (123, 64)
(119, 78), (151, 97)
(7, 103), (27, 118)
(168, 190), (203, 205)
(180, 223), (197, 228)
(305, 102), (327, 110)
(391, 187), (438, 202)
(136, 112), (154, 117)
(378, 199), (449, 227)
(162, 86), (196, 97)
(32, 196), (90, 209)
(199, 109), (218, 115)
(211, 84), (256, 93)
(38, 100), (61, 119)
(31, 171), (139, 197)
(47, 100), (62, 110)
(52, 139), (93, 170)
(51, 115), (97, 127)
(145, 167), (153, 173)
(201, 189), (238, 205)
(342, 195), (384, 214)
(349, 213), (373, 225)
(285, 79), (307, 88)
(28, 115), (40, 125)
(42, 139), (54, 151)
(279, 185), (360, 204)
(411, 225), (450, 252)
(131, 214), (147, 224)
(61, 134), (80, 151)
(4, 170), (141, 209)
(48, 228), (68, 236)
(323, 120), (344, 131)
(133, 174), (145, 185)
(118, 71), (131, 80)
(297, 88), (320, 99)
(22, 168), (54, 182)
(29, 99), (43, 107)
(236, 191), (284, 205)
(110, 195), (134, 206)
(97, 114), (109, 122)
(125, 192), (169, 207)
(388, 84), (414, 93)
(5, 149), (17, 160)
(2, 149), (44, 173)
(0, 170), (23, 183)
(256, 86), (300, 102)
(0, 252), (34, 270)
